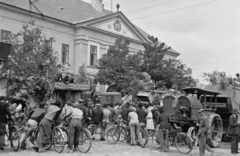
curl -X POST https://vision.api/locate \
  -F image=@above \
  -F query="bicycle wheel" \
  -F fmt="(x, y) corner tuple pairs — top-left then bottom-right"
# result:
(53, 128), (65, 153)
(10, 126), (20, 151)
(139, 128), (149, 146)
(175, 132), (193, 154)
(118, 126), (126, 142)
(152, 130), (161, 149)
(106, 127), (119, 144)
(77, 128), (92, 153)
(42, 134), (53, 150)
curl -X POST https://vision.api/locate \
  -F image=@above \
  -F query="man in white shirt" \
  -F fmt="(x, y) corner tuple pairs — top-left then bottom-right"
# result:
(66, 102), (83, 153)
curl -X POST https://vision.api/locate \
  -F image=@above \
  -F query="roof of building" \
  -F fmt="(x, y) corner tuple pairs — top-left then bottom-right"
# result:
(0, 0), (179, 55)
(0, 0), (111, 23)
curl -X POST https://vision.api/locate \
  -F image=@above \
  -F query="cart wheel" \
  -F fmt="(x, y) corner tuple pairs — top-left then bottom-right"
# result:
(175, 132), (193, 154)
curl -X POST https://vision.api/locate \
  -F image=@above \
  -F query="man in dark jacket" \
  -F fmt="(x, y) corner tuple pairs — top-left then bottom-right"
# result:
(229, 109), (240, 154)
(78, 99), (88, 120)
(197, 109), (214, 156)
(21, 102), (46, 150)
(136, 103), (147, 125)
(91, 104), (103, 124)
(0, 101), (12, 150)
(120, 102), (130, 122)
(156, 106), (169, 152)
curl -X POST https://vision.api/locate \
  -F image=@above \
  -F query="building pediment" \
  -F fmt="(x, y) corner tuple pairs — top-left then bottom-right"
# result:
(75, 12), (148, 42)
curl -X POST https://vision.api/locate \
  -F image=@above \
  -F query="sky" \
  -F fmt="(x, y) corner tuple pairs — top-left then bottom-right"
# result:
(83, 0), (240, 84)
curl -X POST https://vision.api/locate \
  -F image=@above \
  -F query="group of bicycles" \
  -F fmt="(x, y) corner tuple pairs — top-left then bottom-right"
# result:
(105, 116), (193, 154)
(5, 115), (92, 153)
(4, 113), (193, 154)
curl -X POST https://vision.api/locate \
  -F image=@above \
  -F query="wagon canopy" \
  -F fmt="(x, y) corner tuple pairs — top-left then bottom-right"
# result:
(181, 87), (220, 99)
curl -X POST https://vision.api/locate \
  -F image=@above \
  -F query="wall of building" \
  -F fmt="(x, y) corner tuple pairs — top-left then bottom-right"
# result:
(0, 6), (76, 72)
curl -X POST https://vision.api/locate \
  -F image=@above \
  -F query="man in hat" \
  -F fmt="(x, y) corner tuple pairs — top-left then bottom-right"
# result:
(21, 102), (46, 150)
(197, 109), (214, 156)
(91, 103), (103, 139)
(0, 101), (12, 150)
(229, 109), (240, 154)
(77, 99), (88, 120)
(156, 106), (169, 152)
(34, 100), (62, 152)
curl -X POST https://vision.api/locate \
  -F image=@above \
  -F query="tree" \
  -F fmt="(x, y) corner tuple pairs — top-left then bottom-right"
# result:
(75, 64), (90, 84)
(203, 70), (231, 90)
(140, 36), (197, 89)
(158, 59), (198, 89)
(140, 36), (170, 85)
(0, 20), (62, 102)
(95, 37), (149, 93)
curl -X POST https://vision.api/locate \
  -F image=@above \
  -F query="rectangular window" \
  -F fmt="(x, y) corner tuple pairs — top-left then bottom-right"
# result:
(90, 45), (97, 66)
(1, 30), (11, 42)
(44, 39), (52, 49)
(62, 44), (69, 64)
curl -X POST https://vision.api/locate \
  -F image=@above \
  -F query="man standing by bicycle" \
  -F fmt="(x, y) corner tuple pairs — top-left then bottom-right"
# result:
(66, 102), (83, 153)
(33, 100), (62, 153)
(100, 103), (111, 141)
(20, 102), (46, 150)
(156, 106), (169, 152)
(0, 101), (12, 150)
(197, 109), (214, 156)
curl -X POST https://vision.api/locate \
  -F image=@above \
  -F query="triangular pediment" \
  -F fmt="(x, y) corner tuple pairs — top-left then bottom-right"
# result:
(76, 12), (148, 42)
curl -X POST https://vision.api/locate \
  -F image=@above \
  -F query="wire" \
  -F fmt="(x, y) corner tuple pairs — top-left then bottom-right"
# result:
(124, 0), (178, 14)
(130, 0), (221, 21)
(139, 4), (240, 28)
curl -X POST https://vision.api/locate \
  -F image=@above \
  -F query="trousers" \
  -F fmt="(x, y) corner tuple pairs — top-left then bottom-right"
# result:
(199, 133), (212, 156)
(231, 134), (239, 153)
(68, 118), (82, 149)
(129, 122), (143, 145)
(159, 129), (169, 151)
(36, 118), (52, 149)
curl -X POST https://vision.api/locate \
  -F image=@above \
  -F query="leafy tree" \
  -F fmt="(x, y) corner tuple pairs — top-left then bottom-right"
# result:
(140, 36), (197, 89)
(75, 64), (90, 84)
(0, 20), (62, 102)
(203, 70), (231, 90)
(95, 37), (149, 93)
(158, 59), (198, 89)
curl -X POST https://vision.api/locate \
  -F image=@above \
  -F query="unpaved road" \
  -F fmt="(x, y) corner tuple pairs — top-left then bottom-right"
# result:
(1, 138), (238, 156)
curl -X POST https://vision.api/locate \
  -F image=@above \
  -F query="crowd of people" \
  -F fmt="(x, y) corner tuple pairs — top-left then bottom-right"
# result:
(0, 97), (239, 156)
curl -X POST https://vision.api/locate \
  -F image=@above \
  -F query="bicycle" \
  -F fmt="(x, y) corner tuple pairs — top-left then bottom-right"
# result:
(107, 117), (149, 146)
(3, 119), (20, 151)
(152, 124), (193, 154)
(55, 118), (92, 153)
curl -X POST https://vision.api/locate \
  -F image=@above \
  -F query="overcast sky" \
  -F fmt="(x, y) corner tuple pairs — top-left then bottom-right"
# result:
(83, 0), (240, 84)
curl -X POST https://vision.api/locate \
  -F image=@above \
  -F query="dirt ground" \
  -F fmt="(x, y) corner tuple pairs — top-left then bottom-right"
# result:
(1, 136), (238, 156)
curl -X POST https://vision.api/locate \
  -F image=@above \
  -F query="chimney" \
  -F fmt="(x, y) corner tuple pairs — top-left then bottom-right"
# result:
(91, 0), (103, 12)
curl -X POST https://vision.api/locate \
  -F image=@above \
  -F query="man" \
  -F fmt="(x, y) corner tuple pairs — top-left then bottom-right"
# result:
(91, 103), (103, 139)
(78, 99), (88, 120)
(197, 109), (214, 156)
(21, 102), (46, 150)
(33, 100), (61, 153)
(120, 102), (130, 122)
(0, 101), (12, 150)
(136, 103), (147, 126)
(229, 109), (240, 154)
(156, 106), (169, 152)
(85, 102), (94, 127)
(100, 103), (111, 141)
(66, 102), (83, 153)
(60, 100), (74, 122)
